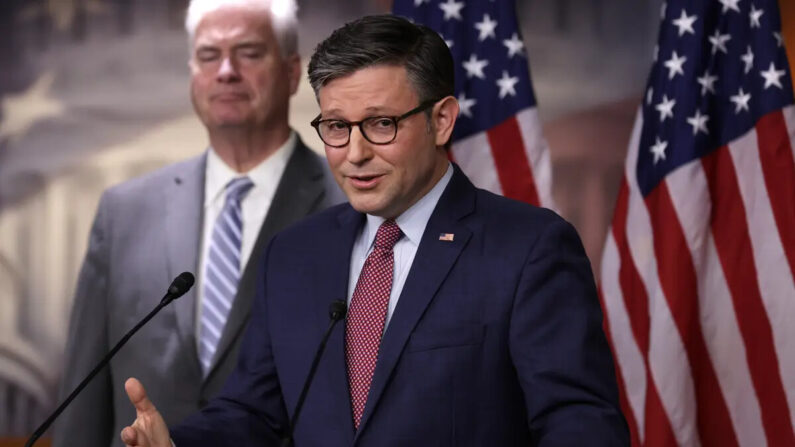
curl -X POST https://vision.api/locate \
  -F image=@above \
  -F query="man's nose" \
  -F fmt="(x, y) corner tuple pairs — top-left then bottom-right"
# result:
(346, 126), (374, 164)
(216, 57), (241, 82)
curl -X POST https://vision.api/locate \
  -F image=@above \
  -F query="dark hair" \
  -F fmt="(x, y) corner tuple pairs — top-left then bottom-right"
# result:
(308, 15), (454, 103)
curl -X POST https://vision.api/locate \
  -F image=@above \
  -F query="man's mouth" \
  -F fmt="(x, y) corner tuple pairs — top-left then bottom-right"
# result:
(212, 92), (248, 101)
(347, 174), (384, 189)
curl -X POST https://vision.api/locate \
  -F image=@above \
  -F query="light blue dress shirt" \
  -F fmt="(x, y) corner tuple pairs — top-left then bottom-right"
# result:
(346, 163), (454, 329)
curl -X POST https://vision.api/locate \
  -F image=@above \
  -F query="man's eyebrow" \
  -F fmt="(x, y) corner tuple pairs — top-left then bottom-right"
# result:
(319, 110), (343, 119)
(319, 104), (400, 119)
(195, 44), (219, 52)
(193, 40), (266, 52)
(233, 41), (268, 49)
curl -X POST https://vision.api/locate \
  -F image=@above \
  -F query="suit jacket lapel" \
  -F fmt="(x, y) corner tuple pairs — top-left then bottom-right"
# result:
(355, 167), (476, 438)
(164, 153), (206, 373)
(205, 138), (330, 381)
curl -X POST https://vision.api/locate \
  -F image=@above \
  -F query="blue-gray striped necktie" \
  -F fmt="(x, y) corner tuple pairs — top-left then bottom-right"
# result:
(199, 176), (254, 375)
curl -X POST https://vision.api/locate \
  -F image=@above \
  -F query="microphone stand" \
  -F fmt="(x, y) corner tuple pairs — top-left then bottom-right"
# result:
(25, 273), (193, 447)
(281, 300), (347, 447)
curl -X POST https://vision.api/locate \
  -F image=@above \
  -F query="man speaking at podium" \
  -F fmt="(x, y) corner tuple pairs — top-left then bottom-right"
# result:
(115, 14), (628, 447)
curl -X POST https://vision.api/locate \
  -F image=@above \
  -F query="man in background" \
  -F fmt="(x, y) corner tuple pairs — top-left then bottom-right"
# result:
(53, 1), (342, 446)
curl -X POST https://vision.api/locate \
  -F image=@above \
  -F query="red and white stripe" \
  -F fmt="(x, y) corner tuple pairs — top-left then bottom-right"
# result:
(600, 106), (795, 446)
(450, 107), (554, 208)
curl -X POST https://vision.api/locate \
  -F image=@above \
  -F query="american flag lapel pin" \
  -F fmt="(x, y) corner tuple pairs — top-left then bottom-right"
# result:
(439, 233), (454, 242)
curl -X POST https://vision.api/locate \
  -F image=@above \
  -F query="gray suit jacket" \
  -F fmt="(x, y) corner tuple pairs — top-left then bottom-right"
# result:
(53, 138), (344, 447)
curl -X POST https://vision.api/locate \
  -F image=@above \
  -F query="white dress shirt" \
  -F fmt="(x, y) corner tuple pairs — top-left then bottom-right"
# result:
(195, 132), (297, 336)
(346, 163), (453, 329)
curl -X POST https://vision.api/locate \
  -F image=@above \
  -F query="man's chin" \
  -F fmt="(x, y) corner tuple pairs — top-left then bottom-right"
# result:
(348, 197), (400, 219)
(210, 117), (252, 129)
(348, 198), (383, 216)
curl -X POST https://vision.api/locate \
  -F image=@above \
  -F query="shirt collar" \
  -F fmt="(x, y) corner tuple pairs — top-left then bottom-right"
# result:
(204, 131), (297, 207)
(362, 163), (453, 249)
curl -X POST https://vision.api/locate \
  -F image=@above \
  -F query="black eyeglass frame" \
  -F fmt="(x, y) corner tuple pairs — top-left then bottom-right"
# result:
(310, 98), (441, 148)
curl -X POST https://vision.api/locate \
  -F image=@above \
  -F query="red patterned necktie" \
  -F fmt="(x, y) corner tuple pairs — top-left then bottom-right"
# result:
(345, 219), (403, 429)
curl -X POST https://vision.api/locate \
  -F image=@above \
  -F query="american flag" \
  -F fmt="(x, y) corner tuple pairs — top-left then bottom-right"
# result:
(599, 0), (795, 445)
(393, 0), (553, 208)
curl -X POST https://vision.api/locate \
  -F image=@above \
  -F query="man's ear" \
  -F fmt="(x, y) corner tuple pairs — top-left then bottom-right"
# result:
(287, 54), (302, 96)
(432, 96), (459, 147)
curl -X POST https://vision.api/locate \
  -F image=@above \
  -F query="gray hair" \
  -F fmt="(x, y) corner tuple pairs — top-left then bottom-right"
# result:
(308, 15), (454, 103)
(185, 0), (299, 56)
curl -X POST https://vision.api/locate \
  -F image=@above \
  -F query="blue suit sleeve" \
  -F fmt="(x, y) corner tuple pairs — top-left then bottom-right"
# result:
(509, 216), (629, 446)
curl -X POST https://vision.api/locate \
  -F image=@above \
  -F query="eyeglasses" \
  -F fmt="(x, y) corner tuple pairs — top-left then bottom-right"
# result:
(310, 99), (440, 148)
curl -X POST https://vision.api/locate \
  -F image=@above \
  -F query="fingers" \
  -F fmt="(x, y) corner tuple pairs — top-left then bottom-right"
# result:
(120, 426), (140, 446)
(125, 377), (156, 414)
(123, 377), (170, 447)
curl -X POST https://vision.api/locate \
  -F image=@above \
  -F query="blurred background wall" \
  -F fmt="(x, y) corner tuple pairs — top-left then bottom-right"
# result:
(0, 0), (664, 438)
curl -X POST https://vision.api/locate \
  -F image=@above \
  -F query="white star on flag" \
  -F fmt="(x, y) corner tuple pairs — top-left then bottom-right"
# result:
(647, 87), (654, 105)
(719, 0), (741, 14)
(439, 0), (464, 21)
(650, 137), (668, 164)
(462, 54), (488, 79)
(687, 109), (710, 135)
(709, 30), (731, 54)
(749, 4), (764, 28)
(655, 95), (676, 122)
(760, 61), (786, 89)
(697, 70), (718, 95)
(437, 32), (453, 48)
(672, 9), (697, 36)
(729, 87), (752, 113)
(773, 31), (783, 47)
(457, 91), (476, 118)
(474, 14), (498, 41)
(496, 71), (519, 98)
(502, 33), (524, 58)
(664, 51), (687, 79)
(414, 0), (428, 6)
(741, 46), (755, 74)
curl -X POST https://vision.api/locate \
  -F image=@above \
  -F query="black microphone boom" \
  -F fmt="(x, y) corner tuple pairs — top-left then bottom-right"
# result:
(24, 272), (195, 447)
(281, 300), (347, 447)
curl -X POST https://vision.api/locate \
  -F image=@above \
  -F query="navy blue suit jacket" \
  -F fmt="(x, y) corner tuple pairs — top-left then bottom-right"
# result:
(171, 166), (628, 446)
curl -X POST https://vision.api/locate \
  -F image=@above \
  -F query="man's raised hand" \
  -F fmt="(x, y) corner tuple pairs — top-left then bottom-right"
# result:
(120, 378), (172, 447)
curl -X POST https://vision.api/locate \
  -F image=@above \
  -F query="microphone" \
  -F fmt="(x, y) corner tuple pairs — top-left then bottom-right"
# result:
(24, 272), (195, 447)
(165, 271), (195, 303)
(281, 300), (347, 447)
